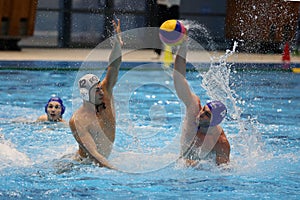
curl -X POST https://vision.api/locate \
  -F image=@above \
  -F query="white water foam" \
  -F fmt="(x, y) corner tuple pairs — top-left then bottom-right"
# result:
(0, 133), (32, 170)
(189, 36), (270, 172)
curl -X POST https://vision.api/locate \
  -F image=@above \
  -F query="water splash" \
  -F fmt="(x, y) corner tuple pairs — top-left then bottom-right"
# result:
(202, 41), (241, 120)
(197, 41), (269, 171)
(0, 134), (32, 170)
(181, 20), (217, 51)
(182, 20), (241, 120)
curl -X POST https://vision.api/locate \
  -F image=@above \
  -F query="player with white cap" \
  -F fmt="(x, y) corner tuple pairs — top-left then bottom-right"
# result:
(69, 19), (123, 170)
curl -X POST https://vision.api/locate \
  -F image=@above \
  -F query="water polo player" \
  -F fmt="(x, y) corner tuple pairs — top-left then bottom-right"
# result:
(69, 19), (123, 170)
(37, 97), (66, 122)
(172, 40), (230, 166)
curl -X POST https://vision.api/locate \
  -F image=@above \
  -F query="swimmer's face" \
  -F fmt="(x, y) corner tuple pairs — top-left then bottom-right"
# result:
(90, 82), (104, 105)
(46, 101), (63, 121)
(196, 105), (212, 127)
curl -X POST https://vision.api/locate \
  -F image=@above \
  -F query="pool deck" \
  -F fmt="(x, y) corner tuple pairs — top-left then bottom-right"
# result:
(0, 48), (300, 69)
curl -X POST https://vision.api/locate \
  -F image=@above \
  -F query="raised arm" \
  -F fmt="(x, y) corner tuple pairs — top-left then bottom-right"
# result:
(103, 19), (123, 94)
(173, 42), (196, 106)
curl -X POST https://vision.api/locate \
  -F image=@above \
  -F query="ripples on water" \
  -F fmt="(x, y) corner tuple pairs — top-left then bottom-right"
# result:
(0, 62), (299, 199)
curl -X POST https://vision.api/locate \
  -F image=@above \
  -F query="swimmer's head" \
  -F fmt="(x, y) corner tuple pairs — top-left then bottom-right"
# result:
(44, 97), (65, 121)
(45, 97), (65, 115)
(206, 100), (227, 126)
(78, 74), (100, 102)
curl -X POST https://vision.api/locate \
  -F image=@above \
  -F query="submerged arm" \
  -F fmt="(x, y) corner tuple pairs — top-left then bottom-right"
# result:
(69, 118), (116, 170)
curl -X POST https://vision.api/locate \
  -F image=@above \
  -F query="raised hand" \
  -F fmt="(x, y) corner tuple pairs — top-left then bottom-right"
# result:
(112, 19), (123, 46)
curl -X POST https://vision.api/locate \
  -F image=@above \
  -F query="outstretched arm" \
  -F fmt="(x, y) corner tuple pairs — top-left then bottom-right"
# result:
(173, 42), (197, 106)
(103, 19), (123, 94)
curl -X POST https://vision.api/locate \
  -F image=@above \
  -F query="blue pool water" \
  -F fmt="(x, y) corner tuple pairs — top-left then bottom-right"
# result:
(0, 62), (299, 199)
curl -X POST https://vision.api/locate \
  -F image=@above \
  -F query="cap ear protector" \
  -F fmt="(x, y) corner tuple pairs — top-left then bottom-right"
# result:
(45, 97), (66, 115)
(78, 74), (100, 102)
(206, 100), (227, 126)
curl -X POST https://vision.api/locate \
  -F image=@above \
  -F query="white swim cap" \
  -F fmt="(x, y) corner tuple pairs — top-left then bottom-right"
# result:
(78, 74), (100, 101)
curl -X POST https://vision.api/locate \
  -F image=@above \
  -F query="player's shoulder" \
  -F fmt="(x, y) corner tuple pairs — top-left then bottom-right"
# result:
(218, 128), (229, 144)
(37, 114), (47, 122)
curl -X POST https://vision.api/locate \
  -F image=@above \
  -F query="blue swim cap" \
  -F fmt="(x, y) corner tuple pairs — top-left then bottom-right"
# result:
(206, 100), (227, 126)
(45, 97), (65, 115)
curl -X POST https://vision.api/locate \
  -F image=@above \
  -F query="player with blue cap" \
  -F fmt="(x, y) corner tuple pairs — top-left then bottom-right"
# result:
(172, 40), (230, 166)
(206, 100), (227, 127)
(37, 96), (66, 122)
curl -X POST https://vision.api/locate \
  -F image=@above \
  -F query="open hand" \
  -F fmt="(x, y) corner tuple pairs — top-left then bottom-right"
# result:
(112, 19), (123, 46)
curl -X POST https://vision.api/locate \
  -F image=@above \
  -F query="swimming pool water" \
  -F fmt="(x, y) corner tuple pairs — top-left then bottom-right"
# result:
(0, 66), (299, 199)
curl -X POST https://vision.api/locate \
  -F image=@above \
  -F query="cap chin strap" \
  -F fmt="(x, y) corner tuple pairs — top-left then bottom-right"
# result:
(80, 88), (89, 102)
(96, 103), (106, 112)
(83, 97), (106, 111)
